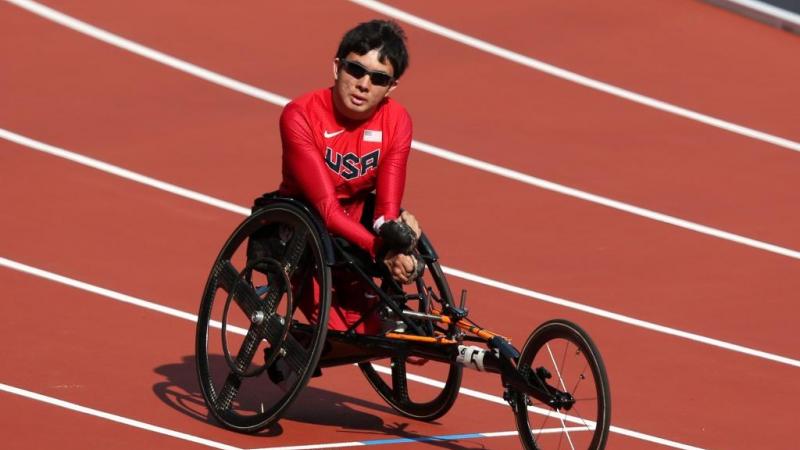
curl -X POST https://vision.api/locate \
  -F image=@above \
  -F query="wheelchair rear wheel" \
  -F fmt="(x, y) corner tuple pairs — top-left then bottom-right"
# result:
(195, 202), (331, 432)
(359, 257), (462, 421)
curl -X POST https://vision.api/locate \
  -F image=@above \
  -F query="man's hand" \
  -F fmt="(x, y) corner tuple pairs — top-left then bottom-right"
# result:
(383, 252), (418, 284)
(379, 210), (423, 284)
(400, 210), (421, 238)
(377, 210), (421, 256)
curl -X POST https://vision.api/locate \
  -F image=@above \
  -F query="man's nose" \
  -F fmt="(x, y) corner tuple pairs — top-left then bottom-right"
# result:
(356, 75), (370, 91)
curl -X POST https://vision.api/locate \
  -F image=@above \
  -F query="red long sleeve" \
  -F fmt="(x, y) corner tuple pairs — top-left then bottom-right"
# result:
(277, 89), (412, 258)
(373, 108), (412, 228)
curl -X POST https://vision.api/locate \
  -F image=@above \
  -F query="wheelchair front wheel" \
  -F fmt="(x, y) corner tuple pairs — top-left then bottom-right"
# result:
(512, 319), (611, 450)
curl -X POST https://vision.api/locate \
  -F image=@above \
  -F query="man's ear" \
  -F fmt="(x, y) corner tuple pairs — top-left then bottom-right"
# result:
(332, 59), (339, 80)
(385, 80), (399, 97)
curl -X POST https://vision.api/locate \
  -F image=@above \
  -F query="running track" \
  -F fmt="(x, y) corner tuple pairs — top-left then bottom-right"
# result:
(2, 1), (798, 449)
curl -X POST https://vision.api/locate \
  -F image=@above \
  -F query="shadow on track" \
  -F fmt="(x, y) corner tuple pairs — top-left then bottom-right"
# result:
(152, 354), (488, 449)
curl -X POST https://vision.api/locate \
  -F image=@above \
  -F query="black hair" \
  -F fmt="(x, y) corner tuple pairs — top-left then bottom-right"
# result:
(335, 19), (409, 79)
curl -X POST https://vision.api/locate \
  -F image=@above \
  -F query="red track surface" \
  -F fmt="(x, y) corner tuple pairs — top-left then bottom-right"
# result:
(2, 1), (799, 449)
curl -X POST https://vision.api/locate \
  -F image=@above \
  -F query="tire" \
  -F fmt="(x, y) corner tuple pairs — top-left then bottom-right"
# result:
(513, 319), (611, 450)
(359, 253), (462, 421)
(195, 202), (331, 432)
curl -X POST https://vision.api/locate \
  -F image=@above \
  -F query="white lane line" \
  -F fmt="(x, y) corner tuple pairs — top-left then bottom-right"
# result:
(442, 266), (800, 369)
(2, 128), (798, 369)
(410, 140), (800, 260)
(0, 257), (705, 450)
(0, 378), (586, 450)
(0, 383), (242, 450)
(0, 128), (251, 217)
(349, 0), (800, 154)
(0, 256), (249, 336)
(373, 367), (706, 450)
(4, 1), (799, 261)
(705, 0), (800, 27)
(5, 0), (290, 104)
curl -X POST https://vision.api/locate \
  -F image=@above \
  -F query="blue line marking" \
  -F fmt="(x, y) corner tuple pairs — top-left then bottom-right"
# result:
(360, 432), (491, 445)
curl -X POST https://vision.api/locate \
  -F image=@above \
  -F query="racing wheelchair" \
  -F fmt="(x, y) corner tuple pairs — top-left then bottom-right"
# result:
(195, 194), (611, 450)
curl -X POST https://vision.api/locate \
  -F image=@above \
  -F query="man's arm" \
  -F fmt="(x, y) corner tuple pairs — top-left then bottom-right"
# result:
(372, 108), (412, 232)
(280, 103), (380, 256)
(373, 109), (424, 283)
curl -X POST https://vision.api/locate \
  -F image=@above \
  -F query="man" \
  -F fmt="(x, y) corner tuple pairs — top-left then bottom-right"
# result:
(278, 19), (419, 334)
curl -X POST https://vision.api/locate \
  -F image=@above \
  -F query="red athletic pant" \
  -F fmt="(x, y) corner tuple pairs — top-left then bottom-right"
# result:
(296, 268), (382, 334)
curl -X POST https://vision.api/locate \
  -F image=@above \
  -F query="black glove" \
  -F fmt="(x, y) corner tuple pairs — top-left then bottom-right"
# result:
(378, 220), (417, 255)
(377, 220), (424, 284)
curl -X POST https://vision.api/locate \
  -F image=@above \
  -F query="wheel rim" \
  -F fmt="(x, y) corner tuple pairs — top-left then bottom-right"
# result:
(195, 204), (331, 432)
(515, 320), (610, 450)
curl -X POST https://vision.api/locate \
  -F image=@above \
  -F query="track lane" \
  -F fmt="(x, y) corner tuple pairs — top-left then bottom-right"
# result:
(438, 278), (800, 449)
(403, 152), (800, 359)
(368, 0), (800, 142)
(6, 265), (581, 450)
(2, 3), (798, 357)
(0, 1), (278, 206)
(3, 1), (798, 449)
(8, 0), (799, 250)
(0, 269), (242, 449)
(2, 141), (796, 449)
(4, 134), (799, 363)
(7, 250), (791, 448)
(0, 390), (229, 450)
(3, 3), (786, 354)
(3, 256), (702, 450)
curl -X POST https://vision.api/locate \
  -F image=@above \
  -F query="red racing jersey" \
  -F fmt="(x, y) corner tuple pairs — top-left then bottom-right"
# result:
(278, 87), (413, 257)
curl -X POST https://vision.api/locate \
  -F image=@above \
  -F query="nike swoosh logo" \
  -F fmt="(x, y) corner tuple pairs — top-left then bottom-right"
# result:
(324, 129), (344, 138)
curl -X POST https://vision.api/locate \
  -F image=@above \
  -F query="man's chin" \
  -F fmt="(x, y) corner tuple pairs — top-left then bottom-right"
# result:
(343, 102), (375, 120)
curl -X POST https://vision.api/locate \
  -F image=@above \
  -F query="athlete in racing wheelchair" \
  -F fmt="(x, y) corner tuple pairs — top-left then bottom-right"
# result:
(195, 20), (610, 449)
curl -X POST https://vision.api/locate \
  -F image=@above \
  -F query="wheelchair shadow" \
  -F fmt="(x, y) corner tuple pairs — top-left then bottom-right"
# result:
(153, 355), (487, 449)
(152, 354), (283, 436)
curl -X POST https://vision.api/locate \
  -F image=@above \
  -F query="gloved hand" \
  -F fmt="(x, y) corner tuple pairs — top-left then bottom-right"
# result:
(378, 211), (424, 284)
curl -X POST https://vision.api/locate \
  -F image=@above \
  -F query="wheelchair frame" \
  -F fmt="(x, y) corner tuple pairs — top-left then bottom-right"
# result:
(195, 195), (611, 450)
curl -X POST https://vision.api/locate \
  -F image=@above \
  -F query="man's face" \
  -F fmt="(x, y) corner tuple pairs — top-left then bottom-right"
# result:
(332, 49), (397, 121)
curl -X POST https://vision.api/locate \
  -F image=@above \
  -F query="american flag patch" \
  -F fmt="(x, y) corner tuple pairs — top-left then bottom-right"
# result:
(363, 129), (382, 142)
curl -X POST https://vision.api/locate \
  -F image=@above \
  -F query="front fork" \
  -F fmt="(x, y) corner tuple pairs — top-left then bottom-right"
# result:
(471, 337), (575, 411)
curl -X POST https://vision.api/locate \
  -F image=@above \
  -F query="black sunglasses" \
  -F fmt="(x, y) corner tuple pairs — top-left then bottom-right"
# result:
(339, 59), (395, 87)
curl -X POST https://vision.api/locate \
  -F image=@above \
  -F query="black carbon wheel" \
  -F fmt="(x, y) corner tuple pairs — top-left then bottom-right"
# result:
(359, 247), (462, 421)
(513, 319), (611, 450)
(195, 201), (331, 433)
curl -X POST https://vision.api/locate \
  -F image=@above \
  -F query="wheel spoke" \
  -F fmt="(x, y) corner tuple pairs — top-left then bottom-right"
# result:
(215, 260), (261, 316)
(280, 333), (311, 375)
(570, 361), (590, 398)
(559, 339), (570, 385)
(236, 326), (266, 366)
(557, 413), (577, 450)
(281, 227), (309, 276)
(564, 357), (596, 434)
(214, 312), (290, 411)
(212, 372), (242, 412)
(391, 357), (410, 404)
(546, 342), (597, 436)
(217, 259), (287, 326)
(546, 342), (569, 393)
(529, 403), (555, 446)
